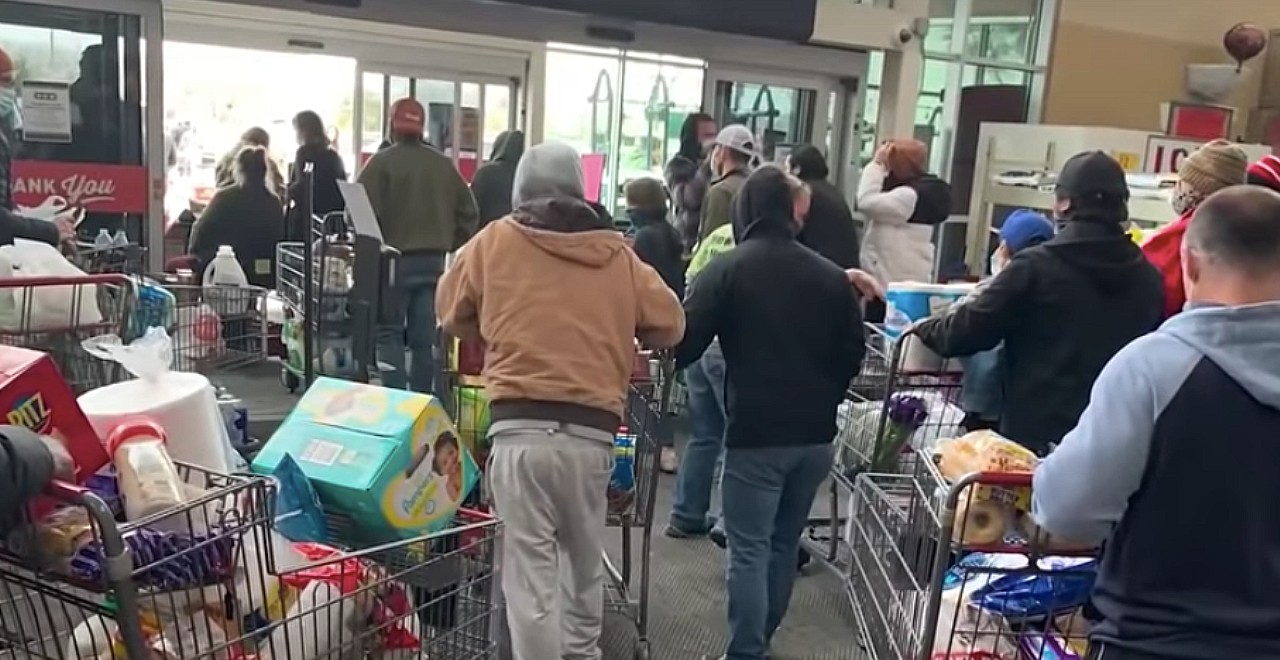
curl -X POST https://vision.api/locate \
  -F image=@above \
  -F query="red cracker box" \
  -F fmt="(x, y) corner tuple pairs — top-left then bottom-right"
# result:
(0, 346), (108, 485)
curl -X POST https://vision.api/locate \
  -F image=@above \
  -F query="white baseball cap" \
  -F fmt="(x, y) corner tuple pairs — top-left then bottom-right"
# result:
(714, 124), (758, 158)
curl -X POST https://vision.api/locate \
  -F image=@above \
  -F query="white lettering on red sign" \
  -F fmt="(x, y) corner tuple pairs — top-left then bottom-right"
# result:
(12, 173), (117, 206)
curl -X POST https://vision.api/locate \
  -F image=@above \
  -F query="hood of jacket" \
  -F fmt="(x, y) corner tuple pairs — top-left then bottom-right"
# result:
(1161, 302), (1280, 409)
(732, 167), (797, 242)
(512, 141), (584, 207)
(488, 130), (525, 162)
(510, 197), (622, 268)
(907, 175), (951, 225)
(1040, 219), (1153, 293)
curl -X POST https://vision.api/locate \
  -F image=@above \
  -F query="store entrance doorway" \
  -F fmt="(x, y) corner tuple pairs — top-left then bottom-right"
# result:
(355, 66), (520, 182)
(703, 67), (860, 195)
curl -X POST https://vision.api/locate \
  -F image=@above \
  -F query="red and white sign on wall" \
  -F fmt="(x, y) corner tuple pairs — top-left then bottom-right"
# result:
(1143, 136), (1207, 175)
(10, 160), (149, 214)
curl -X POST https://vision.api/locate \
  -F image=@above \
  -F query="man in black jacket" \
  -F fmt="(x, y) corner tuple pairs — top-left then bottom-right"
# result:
(913, 151), (1164, 455)
(676, 166), (863, 660)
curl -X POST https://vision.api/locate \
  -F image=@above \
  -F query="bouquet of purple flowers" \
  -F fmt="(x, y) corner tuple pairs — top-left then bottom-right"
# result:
(872, 394), (929, 472)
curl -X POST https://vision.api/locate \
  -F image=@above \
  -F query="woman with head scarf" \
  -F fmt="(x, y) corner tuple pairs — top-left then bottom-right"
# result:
(857, 139), (952, 285)
(665, 112), (717, 253)
(786, 144), (860, 269)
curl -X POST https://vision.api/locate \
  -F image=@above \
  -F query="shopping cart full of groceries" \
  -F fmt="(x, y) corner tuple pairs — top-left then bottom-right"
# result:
(846, 434), (1100, 660)
(0, 460), (501, 660)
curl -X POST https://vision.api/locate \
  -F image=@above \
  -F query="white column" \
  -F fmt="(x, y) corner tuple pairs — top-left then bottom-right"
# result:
(875, 44), (922, 144)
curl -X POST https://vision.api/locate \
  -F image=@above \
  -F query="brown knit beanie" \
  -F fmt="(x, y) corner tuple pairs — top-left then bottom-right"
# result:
(1178, 139), (1248, 197)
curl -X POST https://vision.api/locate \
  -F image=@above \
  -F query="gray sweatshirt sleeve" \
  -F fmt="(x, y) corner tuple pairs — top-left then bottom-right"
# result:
(1031, 333), (1200, 544)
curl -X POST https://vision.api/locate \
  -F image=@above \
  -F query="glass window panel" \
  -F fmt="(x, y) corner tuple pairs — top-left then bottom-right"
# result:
(617, 58), (703, 214)
(482, 83), (512, 159)
(965, 0), (1039, 64)
(544, 49), (622, 204)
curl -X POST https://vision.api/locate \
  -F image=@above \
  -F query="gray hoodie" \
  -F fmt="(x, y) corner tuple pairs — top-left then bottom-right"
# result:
(1034, 301), (1280, 543)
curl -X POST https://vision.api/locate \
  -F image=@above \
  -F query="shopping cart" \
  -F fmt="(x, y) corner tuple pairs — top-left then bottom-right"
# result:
(846, 459), (1100, 660)
(0, 463), (502, 659)
(808, 325), (968, 568)
(158, 281), (271, 373)
(605, 352), (675, 660)
(0, 274), (136, 394)
(69, 242), (147, 276)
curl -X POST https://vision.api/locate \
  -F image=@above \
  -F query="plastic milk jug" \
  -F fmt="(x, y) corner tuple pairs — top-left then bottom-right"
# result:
(203, 245), (251, 314)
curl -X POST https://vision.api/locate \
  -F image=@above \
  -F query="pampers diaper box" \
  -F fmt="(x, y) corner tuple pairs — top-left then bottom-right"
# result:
(253, 377), (480, 542)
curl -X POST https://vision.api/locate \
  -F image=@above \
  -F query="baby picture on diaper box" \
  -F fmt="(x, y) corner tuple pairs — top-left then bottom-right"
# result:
(252, 377), (480, 542)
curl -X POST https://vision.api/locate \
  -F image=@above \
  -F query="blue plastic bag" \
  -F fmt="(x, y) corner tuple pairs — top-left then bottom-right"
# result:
(272, 454), (327, 543)
(971, 556), (1097, 620)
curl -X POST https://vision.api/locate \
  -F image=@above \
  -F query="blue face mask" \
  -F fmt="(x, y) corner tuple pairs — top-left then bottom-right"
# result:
(0, 87), (17, 118)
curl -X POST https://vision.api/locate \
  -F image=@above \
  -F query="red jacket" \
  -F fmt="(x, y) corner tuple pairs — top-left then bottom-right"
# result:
(1141, 211), (1192, 319)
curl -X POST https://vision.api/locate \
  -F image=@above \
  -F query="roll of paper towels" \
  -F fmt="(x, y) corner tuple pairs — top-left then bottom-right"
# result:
(78, 371), (235, 474)
(952, 495), (1011, 546)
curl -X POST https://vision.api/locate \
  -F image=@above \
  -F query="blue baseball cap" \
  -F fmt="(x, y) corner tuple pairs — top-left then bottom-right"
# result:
(997, 209), (1055, 253)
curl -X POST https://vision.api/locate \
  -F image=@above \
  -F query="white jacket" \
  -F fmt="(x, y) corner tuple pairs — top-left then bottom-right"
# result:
(857, 161), (935, 285)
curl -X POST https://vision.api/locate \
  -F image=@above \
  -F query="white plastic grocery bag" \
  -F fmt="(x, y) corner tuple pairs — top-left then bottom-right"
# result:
(0, 239), (103, 330)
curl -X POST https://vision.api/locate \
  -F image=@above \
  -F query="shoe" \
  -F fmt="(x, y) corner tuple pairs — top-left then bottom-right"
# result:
(709, 526), (727, 549)
(797, 547), (813, 572)
(660, 446), (678, 473)
(664, 522), (709, 539)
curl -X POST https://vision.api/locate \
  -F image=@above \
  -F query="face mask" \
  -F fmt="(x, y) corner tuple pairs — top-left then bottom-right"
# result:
(991, 255), (1006, 277)
(0, 87), (17, 117)
(701, 140), (716, 157)
(1170, 187), (1201, 216)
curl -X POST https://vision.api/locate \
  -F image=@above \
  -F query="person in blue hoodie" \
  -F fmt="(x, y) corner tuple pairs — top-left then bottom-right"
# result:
(1033, 185), (1280, 660)
(958, 210), (1055, 431)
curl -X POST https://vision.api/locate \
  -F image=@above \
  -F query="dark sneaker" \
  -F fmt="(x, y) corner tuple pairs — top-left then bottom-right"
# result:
(797, 547), (813, 572)
(664, 522), (710, 539)
(709, 526), (727, 549)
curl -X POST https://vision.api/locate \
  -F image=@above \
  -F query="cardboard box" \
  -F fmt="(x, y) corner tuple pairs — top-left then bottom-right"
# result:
(0, 346), (108, 483)
(253, 377), (479, 541)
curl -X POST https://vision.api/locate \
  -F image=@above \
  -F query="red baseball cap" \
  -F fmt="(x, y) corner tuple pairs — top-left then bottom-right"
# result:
(389, 98), (425, 135)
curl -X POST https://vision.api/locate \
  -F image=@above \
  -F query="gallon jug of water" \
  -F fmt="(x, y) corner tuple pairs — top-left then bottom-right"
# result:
(203, 245), (251, 314)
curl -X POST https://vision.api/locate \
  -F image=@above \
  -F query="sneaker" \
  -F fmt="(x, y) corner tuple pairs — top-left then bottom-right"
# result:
(664, 522), (708, 539)
(709, 526), (727, 549)
(797, 547), (813, 572)
(660, 446), (678, 473)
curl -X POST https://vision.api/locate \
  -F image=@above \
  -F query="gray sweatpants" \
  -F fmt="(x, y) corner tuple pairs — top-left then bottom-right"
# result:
(488, 419), (614, 660)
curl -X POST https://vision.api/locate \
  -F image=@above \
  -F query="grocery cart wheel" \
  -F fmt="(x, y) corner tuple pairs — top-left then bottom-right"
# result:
(281, 368), (300, 393)
(634, 639), (651, 660)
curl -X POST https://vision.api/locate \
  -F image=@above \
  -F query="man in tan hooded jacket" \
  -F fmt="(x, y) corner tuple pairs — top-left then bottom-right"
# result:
(436, 141), (684, 660)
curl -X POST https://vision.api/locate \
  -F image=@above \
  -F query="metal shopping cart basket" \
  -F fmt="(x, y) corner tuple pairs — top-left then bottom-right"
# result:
(846, 459), (1100, 660)
(0, 274), (136, 394)
(605, 351), (675, 660)
(808, 325), (967, 570)
(69, 242), (147, 276)
(1, 464), (503, 659)
(153, 281), (271, 374)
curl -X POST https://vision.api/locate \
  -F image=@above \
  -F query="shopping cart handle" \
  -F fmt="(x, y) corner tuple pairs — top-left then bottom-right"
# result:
(44, 478), (90, 501)
(971, 471), (1033, 488)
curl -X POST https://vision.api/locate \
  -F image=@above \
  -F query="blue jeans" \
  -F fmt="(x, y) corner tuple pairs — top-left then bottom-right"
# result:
(670, 342), (725, 533)
(378, 252), (446, 395)
(722, 443), (835, 660)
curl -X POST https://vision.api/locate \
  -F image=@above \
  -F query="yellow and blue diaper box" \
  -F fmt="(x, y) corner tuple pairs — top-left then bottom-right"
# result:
(252, 377), (480, 541)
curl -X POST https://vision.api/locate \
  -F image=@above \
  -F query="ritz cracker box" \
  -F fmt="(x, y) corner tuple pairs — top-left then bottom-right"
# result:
(0, 346), (109, 486)
(252, 377), (480, 542)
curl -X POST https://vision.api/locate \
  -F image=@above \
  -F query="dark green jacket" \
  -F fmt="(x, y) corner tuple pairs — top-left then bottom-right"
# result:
(357, 141), (479, 253)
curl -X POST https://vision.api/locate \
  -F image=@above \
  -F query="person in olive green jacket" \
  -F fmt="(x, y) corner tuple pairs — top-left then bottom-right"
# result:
(358, 97), (479, 394)
(697, 124), (756, 243)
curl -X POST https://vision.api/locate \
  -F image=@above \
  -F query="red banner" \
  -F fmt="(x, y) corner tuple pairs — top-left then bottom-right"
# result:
(11, 160), (149, 214)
